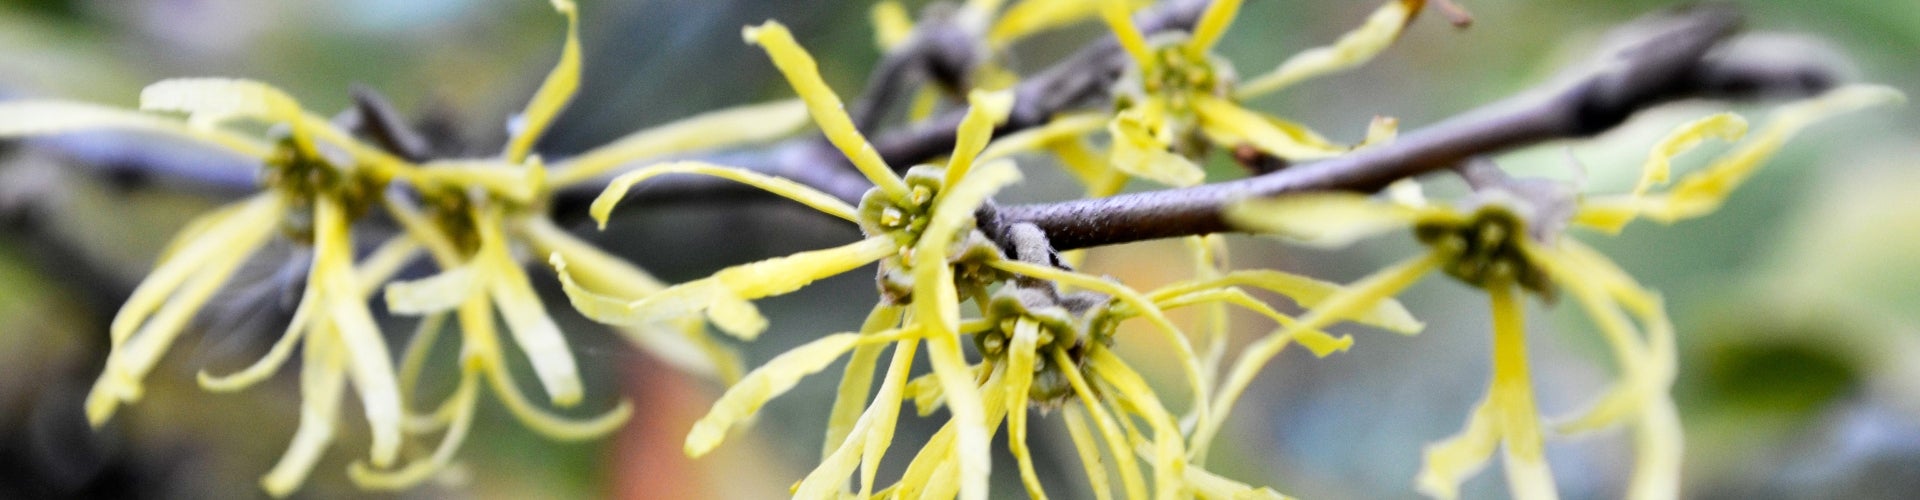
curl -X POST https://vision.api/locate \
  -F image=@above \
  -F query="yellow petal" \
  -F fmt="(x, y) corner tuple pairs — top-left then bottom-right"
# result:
(551, 99), (810, 187)
(480, 353), (634, 441)
(197, 284), (316, 393)
(502, 0), (581, 163)
(88, 196), (280, 425)
(859, 340), (919, 497)
(1194, 95), (1348, 161)
(1096, 0), (1154, 69)
(522, 216), (669, 296)
(1416, 400), (1500, 500)
(260, 324), (349, 498)
(1236, 0), (1423, 99)
(1062, 404), (1117, 500)
(1663, 85), (1901, 220)
(1152, 268), (1424, 334)
(871, 1), (915, 50)
(1088, 349), (1188, 499)
(1004, 320), (1049, 499)
(347, 370), (480, 491)
(485, 260), (584, 407)
(1228, 192), (1436, 248)
(716, 235), (895, 299)
(384, 266), (479, 315)
(1633, 113), (1748, 197)
(140, 78), (414, 181)
(1186, 466), (1287, 500)
(590, 160), (859, 230)
(944, 89), (1017, 186)
(0, 99), (272, 159)
(1057, 349), (1149, 499)
(313, 197), (405, 468)
(923, 333), (991, 500)
(410, 160), (545, 204)
(1148, 287), (1354, 358)
(990, 0), (1114, 47)
(685, 332), (867, 457)
(824, 305), (905, 458)
(1486, 284), (1559, 499)
(1186, 0), (1243, 56)
(743, 22), (911, 200)
(977, 112), (1106, 163)
(1108, 113), (1205, 187)
(112, 194), (280, 346)
(1196, 251), (1441, 459)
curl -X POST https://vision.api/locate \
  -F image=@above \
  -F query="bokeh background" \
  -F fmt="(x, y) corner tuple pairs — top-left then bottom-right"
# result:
(0, 0), (1915, 498)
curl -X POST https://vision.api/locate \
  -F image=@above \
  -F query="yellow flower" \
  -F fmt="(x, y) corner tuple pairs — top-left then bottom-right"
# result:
(1225, 85), (1901, 499)
(1084, 0), (1424, 187)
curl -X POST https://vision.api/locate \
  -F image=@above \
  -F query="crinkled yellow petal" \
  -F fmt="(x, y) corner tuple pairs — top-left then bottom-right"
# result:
(552, 99), (809, 186)
(140, 78), (414, 181)
(1088, 349), (1188, 499)
(1186, 0), (1243, 56)
(411, 160), (546, 204)
(398, 313), (448, 408)
(1228, 192), (1441, 248)
(889, 368), (1010, 500)
(1187, 466), (1288, 500)
(259, 324), (349, 498)
(1197, 251), (1440, 459)
(1149, 287), (1353, 358)
(590, 160), (859, 230)
(479, 354), (634, 441)
(1062, 404), (1117, 500)
(87, 196), (280, 425)
(1487, 284), (1558, 500)
(923, 333), (991, 500)
(502, 0), (581, 163)
(1152, 268), (1423, 334)
(533, 227), (742, 382)
(1109, 113), (1205, 187)
(347, 370), (480, 491)
(743, 22), (911, 200)
(111, 194), (280, 346)
(824, 305), (904, 459)
(1236, 0), (1423, 99)
(523, 217), (668, 295)
(685, 332), (868, 457)
(197, 284), (316, 393)
(871, 1), (915, 50)
(1633, 113), (1748, 197)
(1060, 137), (1131, 197)
(978, 112), (1106, 163)
(384, 266), (479, 315)
(1057, 349), (1149, 499)
(1096, 0), (1154, 69)
(1186, 235), (1233, 391)
(313, 197), (405, 468)
(1194, 95), (1348, 161)
(0, 99), (272, 159)
(485, 258), (583, 407)
(139, 78), (313, 153)
(944, 90), (1017, 186)
(1004, 319), (1050, 499)
(990, 259), (1212, 434)
(716, 235), (894, 299)
(1417, 399), (1500, 500)
(990, 0), (1114, 47)
(1580, 85), (1903, 230)
(354, 236), (421, 298)
(858, 340), (919, 498)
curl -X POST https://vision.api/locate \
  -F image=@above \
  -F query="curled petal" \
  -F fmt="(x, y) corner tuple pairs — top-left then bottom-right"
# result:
(685, 332), (869, 457)
(743, 21), (910, 199)
(990, 0), (1116, 47)
(1417, 400), (1500, 500)
(1003, 320), (1048, 498)
(197, 285), (316, 393)
(348, 371), (481, 491)
(944, 89), (1017, 186)
(384, 266), (478, 316)
(259, 324), (349, 498)
(1236, 0), (1424, 99)
(1194, 95), (1347, 161)
(978, 112), (1106, 163)
(1152, 268), (1424, 334)
(870, 1), (914, 50)
(590, 161), (859, 230)
(1634, 113), (1748, 197)
(1096, 0), (1153, 68)
(1186, 0), (1243, 56)
(1108, 113), (1205, 187)
(0, 99), (272, 158)
(1056, 349), (1149, 499)
(502, 0), (580, 162)
(481, 356), (633, 441)
(313, 197), (405, 468)
(112, 194), (280, 345)
(551, 99), (809, 186)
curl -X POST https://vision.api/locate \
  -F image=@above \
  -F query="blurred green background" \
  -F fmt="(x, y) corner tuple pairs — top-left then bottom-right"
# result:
(0, 0), (1915, 498)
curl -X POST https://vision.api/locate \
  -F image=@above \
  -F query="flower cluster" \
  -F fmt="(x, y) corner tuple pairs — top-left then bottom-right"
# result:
(0, 0), (1900, 498)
